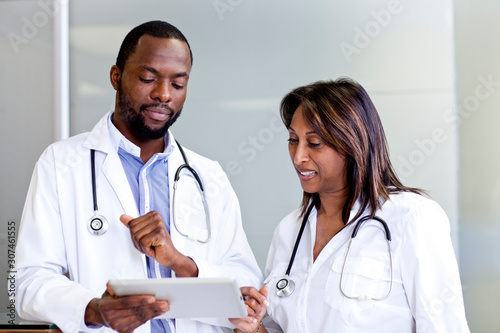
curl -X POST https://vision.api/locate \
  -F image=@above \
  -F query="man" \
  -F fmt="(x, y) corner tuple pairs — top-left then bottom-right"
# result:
(15, 20), (262, 333)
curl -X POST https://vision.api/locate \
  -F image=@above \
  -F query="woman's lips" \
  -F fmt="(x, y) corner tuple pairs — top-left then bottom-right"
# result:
(296, 168), (317, 180)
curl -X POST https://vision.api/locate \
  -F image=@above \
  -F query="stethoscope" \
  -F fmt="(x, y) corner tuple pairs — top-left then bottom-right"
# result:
(88, 140), (210, 242)
(88, 149), (108, 236)
(275, 203), (394, 301)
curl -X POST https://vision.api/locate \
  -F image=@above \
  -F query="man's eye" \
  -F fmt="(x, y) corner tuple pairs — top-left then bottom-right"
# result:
(172, 83), (184, 89)
(139, 77), (154, 83)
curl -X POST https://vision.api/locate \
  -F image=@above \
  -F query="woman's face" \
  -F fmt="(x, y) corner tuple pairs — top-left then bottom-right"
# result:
(288, 105), (348, 198)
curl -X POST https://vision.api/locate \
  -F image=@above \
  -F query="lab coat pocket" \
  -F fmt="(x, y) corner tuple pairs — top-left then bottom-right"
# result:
(325, 255), (389, 314)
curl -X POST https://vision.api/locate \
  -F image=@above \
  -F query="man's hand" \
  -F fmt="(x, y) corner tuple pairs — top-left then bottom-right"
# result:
(120, 212), (198, 277)
(85, 283), (169, 333)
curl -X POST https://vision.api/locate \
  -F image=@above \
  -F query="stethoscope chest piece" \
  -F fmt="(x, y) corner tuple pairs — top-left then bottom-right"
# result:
(88, 214), (108, 236)
(276, 277), (295, 297)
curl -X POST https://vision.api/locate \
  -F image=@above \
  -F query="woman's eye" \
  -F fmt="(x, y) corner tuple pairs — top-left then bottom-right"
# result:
(308, 142), (321, 148)
(287, 138), (298, 144)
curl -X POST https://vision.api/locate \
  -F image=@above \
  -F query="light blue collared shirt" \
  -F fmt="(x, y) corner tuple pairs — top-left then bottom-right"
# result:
(108, 113), (175, 333)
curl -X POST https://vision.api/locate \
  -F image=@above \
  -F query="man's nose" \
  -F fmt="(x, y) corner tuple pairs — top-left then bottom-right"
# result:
(151, 81), (171, 103)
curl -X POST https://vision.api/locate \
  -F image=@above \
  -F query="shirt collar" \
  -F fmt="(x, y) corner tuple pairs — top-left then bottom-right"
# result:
(305, 198), (364, 224)
(107, 112), (175, 160)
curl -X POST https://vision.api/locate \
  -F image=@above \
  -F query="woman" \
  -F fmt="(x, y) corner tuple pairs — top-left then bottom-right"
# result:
(232, 78), (470, 333)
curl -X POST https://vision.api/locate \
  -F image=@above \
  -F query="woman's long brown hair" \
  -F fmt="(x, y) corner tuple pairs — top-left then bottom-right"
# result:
(280, 78), (422, 224)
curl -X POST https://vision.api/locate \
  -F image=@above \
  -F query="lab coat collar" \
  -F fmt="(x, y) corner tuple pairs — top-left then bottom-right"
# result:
(349, 199), (363, 222)
(346, 196), (389, 225)
(81, 111), (115, 153)
(305, 198), (363, 223)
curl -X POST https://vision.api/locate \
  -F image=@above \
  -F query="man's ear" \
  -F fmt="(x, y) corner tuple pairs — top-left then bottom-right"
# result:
(110, 65), (121, 91)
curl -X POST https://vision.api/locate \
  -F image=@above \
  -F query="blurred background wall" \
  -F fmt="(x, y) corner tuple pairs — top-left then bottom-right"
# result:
(0, 0), (498, 331)
(454, 0), (500, 331)
(0, 0), (57, 322)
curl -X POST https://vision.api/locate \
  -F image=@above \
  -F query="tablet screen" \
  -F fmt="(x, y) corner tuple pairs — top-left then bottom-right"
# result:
(108, 277), (247, 319)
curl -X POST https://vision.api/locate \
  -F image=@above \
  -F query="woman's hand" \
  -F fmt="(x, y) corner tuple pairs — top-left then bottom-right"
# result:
(230, 286), (269, 333)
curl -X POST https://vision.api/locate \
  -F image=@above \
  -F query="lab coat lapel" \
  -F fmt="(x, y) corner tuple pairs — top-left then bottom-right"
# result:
(100, 152), (139, 218)
(82, 112), (139, 218)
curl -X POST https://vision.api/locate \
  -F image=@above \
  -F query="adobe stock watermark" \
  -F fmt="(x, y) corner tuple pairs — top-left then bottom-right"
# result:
(7, 0), (62, 53)
(213, 0), (243, 21)
(396, 75), (500, 179)
(339, 0), (404, 63)
(6, 220), (17, 325)
(415, 281), (466, 330)
(224, 115), (285, 177)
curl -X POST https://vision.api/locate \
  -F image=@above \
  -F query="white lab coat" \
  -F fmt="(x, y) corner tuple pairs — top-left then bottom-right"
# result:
(15, 112), (262, 333)
(263, 192), (470, 333)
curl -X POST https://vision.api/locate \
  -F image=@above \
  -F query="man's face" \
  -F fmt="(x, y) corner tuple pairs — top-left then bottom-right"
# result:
(111, 35), (191, 141)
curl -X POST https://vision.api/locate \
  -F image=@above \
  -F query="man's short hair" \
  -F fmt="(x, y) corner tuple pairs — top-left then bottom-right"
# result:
(116, 20), (193, 70)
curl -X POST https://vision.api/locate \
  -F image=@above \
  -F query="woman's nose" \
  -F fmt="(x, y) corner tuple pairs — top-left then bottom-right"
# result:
(291, 143), (309, 165)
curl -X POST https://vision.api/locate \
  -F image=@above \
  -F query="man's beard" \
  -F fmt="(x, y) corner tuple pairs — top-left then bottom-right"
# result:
(117, 85), (182, 140)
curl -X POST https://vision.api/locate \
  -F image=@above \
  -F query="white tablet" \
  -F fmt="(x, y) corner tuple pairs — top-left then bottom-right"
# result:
(108, 278), (247, 319)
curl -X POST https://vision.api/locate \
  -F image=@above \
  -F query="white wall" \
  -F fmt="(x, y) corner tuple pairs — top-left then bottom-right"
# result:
(0, 0), (57, 313)
(454, 0), (500, 332)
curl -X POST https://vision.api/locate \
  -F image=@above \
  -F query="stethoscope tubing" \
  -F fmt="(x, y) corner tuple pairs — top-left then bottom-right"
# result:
(88, 149), (108, 236)
(172, 140), (211, 243)
(276, 204), (394, 300)
(172, 171), (211, 242)
(284, 203), (315, 276)
(90, 149), (98, 213)
(340, 216), (394, 301)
